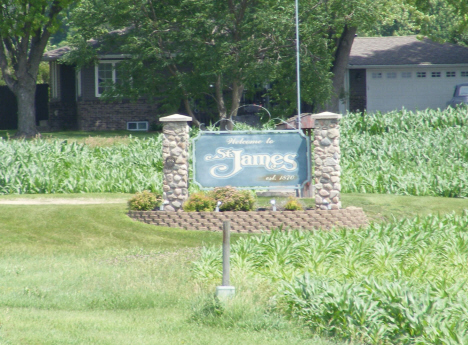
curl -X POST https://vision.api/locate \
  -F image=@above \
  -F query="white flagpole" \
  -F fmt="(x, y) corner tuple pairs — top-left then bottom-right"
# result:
(295, 0), (301, 131)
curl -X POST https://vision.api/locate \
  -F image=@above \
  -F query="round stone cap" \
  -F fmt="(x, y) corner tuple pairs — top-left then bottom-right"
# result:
(311, 112), (342, 120)
(159, 114), (193, 122)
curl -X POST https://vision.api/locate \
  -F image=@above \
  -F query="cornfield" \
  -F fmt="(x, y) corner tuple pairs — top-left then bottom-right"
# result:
(0, 107), (467, 196)
(0, 136), (163, 194)
(193, 212), (468, 344)
(340, 107), (468, 197)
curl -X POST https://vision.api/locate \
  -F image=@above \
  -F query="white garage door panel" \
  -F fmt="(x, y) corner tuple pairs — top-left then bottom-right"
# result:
(366, 68), (468, 113)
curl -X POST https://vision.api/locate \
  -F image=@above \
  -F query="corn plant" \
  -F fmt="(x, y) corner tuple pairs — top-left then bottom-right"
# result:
(193, 211), (468, 344)
(340, 107), (468, 197)
(0, 136), (163, 194)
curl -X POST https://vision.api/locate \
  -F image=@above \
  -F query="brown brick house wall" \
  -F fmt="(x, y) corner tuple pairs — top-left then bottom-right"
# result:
(77, 100), (160, 131)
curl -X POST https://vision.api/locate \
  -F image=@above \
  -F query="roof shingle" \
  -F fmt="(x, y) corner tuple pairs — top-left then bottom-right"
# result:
(349, 36), (468, 66)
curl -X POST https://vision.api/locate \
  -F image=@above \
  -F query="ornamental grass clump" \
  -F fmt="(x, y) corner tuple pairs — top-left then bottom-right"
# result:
(128, 190), (162, 211)
(283, 197), (303, 211)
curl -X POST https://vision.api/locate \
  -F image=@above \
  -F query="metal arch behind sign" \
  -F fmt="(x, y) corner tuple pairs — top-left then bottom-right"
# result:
(193, 130), (311, 189)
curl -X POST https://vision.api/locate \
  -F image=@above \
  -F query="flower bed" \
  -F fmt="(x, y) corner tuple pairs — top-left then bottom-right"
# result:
(128, 207), (368, 233)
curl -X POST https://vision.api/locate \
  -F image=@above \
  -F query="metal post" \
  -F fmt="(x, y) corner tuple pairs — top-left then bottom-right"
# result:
(295, 0), (301, 130)
(222, 220), (230, 286)
(216, 221), (235, 299)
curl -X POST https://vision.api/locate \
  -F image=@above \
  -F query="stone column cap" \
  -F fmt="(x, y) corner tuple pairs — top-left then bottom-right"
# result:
(160, 114), (193, 122)
(311, 112), (342, 120)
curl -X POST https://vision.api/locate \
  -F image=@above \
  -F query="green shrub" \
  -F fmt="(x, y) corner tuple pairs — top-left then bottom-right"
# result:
(208, 186), (256, 211)
(283, 197), (303, 211)
(183, 187), (257, 212)
(183, 192), (216, 212)
(128, 190), (162, 211)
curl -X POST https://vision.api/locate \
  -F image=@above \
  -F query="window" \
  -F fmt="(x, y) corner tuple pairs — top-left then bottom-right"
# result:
(417, 72), (426, 78)
(401, 72), (412, 78)
(95, 61), (121, 97)
(431, 72), (441, 78)
(372, 72), (382, 79)
(446, 71), (456, 78)
(460, 86), (468, 96)
(127, 121), (149, 131)
(387, 72), (397, 79)
(461, 71), (468, 77)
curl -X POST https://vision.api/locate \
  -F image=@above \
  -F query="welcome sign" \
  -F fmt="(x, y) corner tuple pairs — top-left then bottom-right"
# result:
(193, 131), (310, 189)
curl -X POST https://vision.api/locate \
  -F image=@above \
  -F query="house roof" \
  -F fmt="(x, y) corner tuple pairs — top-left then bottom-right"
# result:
(43, 28), (130, 61)
(43, 46), (72, 61)
(44, 34), (468, 66)
(349, 36), (468, 66)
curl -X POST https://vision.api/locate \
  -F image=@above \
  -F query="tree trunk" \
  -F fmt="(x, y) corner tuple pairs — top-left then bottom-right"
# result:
(229, 79), (244, 119)
(326, 25), (357, 113)
(182, 96), (200, 127)
(15, 81), (39, 138)
(215, 75), (232, 131)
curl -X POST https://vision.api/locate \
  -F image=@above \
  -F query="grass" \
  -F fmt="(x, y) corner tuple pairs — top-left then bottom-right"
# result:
(341, 193), (468, 221)
(0, 193), (343, 345)
(0, 193), (466, 344)
(256, 194), (468, 222)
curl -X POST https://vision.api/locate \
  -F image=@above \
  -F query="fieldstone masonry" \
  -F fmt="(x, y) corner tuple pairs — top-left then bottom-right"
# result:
(312, 112), (342, 210)
(160, 114), (192, 212)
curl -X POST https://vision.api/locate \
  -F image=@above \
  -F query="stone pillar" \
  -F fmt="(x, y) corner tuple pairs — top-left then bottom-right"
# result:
(160, 114), (192, 212)
(311, 112), (342, 210)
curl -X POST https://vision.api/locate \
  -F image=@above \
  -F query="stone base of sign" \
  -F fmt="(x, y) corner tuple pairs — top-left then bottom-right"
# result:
(128, 207), (368, 233)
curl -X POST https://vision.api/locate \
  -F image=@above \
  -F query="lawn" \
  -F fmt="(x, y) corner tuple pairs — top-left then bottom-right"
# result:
(0, 193), (338, 345)
(0, 193), (466, 344)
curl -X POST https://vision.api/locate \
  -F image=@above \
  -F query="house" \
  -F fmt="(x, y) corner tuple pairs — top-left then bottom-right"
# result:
(44, 35), (468, 131)
(43, 41), (159, 131)
(342, 36), (468, 114)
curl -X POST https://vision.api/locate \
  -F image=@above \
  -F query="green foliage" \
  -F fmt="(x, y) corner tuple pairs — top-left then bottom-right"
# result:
(341, 107), (468, 197)
(190, 295), (290, 332)
(68, 0), (400, 118)
(0, 136), (164, 194)
(0, 0), (76, 136)
(283, 197), (303, 211)
(182, 192), (217, 212)
(183, 187), (256, 212)
(209, 187), (256, 212)
(128, 190), (162, 211)
(193, 211), (468, 344)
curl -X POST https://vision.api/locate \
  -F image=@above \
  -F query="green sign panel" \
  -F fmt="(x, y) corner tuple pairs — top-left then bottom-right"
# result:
(193, 131), (310, 189)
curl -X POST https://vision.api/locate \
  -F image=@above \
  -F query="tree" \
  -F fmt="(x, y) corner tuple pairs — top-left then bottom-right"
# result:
(310, 0), (402, 112)
(67, 0), (335, 125)
(67, 0), (421, 120)
(0, 0), (76, 137)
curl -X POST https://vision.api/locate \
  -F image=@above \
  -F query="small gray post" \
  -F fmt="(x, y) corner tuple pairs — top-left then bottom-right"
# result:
(312, 112), (342, 210)
(216, 221), (235, 299)
(222, 220), (231, 286)
(160, 114), (192, 212)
